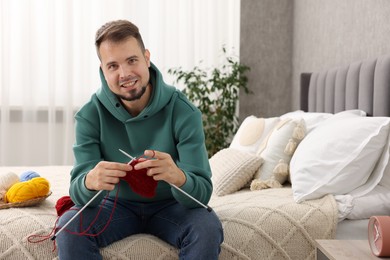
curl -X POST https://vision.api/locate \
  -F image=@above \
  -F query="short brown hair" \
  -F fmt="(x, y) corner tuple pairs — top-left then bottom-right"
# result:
(95, 20), (146, 59)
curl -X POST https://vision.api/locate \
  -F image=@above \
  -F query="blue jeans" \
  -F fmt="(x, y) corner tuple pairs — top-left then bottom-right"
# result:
(56, 197), (223, 260)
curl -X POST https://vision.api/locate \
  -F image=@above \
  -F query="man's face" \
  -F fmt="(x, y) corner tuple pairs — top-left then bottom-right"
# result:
(99, 37), (151, 102)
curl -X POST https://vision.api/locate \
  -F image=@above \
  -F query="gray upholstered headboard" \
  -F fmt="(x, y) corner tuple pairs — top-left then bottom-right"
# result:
(300, 54), (390, 116)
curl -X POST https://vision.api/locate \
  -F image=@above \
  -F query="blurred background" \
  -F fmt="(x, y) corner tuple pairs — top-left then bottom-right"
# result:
(0, 0), (240, 166)
(2, 0), (390, 166)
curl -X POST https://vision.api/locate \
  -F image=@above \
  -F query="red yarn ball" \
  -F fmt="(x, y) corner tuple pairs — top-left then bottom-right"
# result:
(55, 196), (75, 216)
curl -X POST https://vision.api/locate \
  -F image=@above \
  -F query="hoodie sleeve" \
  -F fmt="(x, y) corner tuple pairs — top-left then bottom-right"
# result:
(171, 92), (213, 208)
(69, 100), (106, 207)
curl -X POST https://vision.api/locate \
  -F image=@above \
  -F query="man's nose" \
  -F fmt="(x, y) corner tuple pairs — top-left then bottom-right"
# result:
(119, 65), (132, 78)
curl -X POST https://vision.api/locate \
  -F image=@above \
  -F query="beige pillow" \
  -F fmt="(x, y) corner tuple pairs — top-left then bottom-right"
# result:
(229, 116), (280, 154)
(210, 148), (263, 196)
(250, 118), (306, 191)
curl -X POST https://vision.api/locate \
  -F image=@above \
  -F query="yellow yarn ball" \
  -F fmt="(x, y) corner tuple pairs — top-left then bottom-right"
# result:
(5, 177), (50, 203)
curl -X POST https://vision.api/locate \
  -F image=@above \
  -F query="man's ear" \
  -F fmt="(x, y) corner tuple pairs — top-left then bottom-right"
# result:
(144, 49), (151, 67)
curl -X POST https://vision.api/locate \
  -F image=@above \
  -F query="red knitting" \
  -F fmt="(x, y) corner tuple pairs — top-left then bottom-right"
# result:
(120, 159), (158, 198)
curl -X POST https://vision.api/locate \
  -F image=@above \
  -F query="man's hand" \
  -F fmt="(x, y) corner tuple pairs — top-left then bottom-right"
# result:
(85, 161), (132, 191)
(134, 150), (186, 187)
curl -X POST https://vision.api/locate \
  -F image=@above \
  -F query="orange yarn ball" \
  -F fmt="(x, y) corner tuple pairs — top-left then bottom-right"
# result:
(5, 177), (50, 203)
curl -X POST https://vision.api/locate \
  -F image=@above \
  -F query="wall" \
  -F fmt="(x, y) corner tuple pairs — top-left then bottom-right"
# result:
(239, 0), (293, 120)
(240, 0), (390, 119)
(292, 0), (390, 109)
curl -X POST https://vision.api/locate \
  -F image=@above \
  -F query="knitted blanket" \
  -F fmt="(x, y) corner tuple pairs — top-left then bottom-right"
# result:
(0, 166), (337, 260)
(210, 188), (337, 260)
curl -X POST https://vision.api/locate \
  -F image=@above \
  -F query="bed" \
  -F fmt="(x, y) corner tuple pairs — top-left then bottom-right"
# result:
(1, 54), (390, 260)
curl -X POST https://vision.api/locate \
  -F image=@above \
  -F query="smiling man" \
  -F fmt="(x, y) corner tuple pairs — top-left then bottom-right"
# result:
(55, 20), (223, 260)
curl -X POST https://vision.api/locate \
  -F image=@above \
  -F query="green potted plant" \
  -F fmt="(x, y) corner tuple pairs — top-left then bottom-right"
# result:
(168, 47), (251, 157)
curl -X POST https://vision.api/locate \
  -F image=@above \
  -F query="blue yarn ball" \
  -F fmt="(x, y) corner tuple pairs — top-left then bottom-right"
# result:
(20, 170), (40, 182)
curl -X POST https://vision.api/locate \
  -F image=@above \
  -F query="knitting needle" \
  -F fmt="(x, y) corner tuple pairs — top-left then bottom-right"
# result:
(51, 155), (137, 241)
(119, 149), (212, 212)
(51, 190), (104, 240)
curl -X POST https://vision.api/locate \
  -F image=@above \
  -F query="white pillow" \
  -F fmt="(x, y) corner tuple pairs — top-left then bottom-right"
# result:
(210, 148), (263, 196)
(290, 112), (390, 203)
(230, 116), (280, 154)
(347, 185), (390, 220)
(250, 118), (306, 190)
(337, 109), (367, 116)
(280, 110), (333, 133)
(280, 109), (366, 134)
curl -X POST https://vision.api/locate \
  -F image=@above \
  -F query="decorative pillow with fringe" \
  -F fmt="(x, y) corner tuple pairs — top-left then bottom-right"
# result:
(250, 118), (306, 191)
(210, 148), (263, 196)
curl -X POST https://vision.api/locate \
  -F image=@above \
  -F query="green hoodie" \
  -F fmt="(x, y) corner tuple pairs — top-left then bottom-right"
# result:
(69, 63), (212, 208)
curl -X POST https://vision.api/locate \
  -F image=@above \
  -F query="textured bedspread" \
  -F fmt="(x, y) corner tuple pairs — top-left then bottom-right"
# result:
(211, 188), (337, 260)
(0, 166), (337, 260)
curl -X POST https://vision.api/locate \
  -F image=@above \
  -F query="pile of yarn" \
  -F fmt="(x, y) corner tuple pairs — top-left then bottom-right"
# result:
(0, 170), (50, 204)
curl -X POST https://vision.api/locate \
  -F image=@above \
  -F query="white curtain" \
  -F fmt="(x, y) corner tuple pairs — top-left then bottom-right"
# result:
(0, 0), (240, 166)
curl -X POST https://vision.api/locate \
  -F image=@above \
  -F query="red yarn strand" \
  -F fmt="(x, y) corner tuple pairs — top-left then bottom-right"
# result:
(27, 183), (121, 250)
(64, 184), (120, 237)
(27, 152), (157, 252)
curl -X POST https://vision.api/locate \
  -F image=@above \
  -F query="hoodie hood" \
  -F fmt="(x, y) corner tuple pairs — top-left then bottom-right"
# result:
(96, 62), (176, 122)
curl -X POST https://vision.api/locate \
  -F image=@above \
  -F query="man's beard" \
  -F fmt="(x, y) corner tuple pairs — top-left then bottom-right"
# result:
(118, 85), (147, 102)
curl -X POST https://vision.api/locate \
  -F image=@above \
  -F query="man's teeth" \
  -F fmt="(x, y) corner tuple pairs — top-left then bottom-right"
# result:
(122, 81), (136, 87)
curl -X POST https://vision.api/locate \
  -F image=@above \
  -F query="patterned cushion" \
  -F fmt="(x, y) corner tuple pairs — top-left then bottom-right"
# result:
(210, 148), (263, 196)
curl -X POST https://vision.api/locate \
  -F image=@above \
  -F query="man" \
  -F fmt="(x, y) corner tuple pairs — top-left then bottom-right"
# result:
(56, 20), (223, 259)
